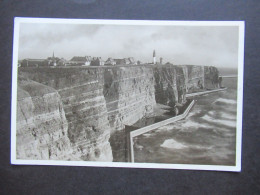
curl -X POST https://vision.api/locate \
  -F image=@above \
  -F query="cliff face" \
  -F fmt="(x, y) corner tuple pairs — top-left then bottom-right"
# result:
(18, 69), (113, 161)
(153, 65), (220, 107)
(18, 66), (156, 161)
(204, 66), (220, 89)
(153, 65), (186, 107)
(103, 66), (156, 131)
(17, 64), (220, 162)
(16, 76), (74, 160)
(186, 65), (205, 93)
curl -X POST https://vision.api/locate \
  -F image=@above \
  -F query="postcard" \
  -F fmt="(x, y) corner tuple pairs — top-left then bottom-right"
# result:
(11, 18), (244, 171)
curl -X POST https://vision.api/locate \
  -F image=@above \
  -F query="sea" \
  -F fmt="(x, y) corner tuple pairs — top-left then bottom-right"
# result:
(133, 76), (238, 166)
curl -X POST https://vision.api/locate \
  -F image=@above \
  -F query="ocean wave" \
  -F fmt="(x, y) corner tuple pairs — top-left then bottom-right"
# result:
(157, 124), (176, 131)
(221, 112), (237, 120)
(186, 109), (201, 118)
(201, 114), (236, 128)
(213, 98), (237, 105)
(208, 111), (236, 121)
(142, 133), (153, 137)
(192, 145), (214, 150)
(160, 139), (187, 149)
(180, 120), (212, 129)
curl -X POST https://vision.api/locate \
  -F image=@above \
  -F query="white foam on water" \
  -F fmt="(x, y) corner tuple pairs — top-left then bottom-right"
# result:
(160, 139), (187, 149)
(208, 111), (216, 116)
(213, 98), (237, 105)
(202, 114), (236, 128)
(142, 133), (153, 138)
(192, 145), (214, 150)
(208, 110), (236, 121)
(135, 144), (144, 150)
(157, 124), (176, 131)
(186, 109), (201, 118)
(181, 120), (211, 129)
(221, 112), (236, 120)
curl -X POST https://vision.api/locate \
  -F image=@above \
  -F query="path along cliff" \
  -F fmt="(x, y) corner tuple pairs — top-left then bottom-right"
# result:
(16, 64), (220, 161)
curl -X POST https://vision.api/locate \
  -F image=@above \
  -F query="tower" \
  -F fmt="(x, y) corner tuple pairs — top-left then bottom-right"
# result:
(52, 51), (57, 66)
(153, 50), (156, 64)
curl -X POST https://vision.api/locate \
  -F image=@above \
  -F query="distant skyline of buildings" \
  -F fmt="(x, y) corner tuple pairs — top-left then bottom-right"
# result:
(19, 50), (165, 67)
(19, 49), (162, 64)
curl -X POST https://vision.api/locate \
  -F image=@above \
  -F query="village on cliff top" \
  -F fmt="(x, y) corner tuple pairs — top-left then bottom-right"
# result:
(19, 50), (167, 67)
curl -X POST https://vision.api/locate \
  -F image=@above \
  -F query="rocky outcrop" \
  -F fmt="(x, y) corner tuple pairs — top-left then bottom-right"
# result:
(153, 65), (220, 107)
(153, 65), (185, 107)
(185, 65), (205, 93)
(17, 64), (220, 162)
(204, 66), (220, 89)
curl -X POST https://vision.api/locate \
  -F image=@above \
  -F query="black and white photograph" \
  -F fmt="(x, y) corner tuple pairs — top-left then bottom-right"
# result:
(11, 18), (244, 171)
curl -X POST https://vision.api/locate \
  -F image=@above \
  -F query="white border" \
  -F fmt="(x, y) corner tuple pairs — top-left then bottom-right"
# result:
(11, 18), (245, 172)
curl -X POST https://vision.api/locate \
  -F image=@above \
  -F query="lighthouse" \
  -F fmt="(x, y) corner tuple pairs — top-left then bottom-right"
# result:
(153, 50), (156, 64)
(52, 51), (57, 66)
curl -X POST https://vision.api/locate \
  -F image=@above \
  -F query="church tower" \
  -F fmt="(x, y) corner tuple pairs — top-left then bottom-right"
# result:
(153, 50), (156, 64)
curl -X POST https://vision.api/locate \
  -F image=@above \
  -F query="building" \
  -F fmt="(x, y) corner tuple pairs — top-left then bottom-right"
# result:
(20, 52), (60, 67)
(113, 57), (137, 65)
(153, 50), (156, 64)
(105, 58), (116, 65)
(160, 57), (163, 64)
(57, 58), (67, 66)
(90, 57), (105, 66)
(52, 52), (57, 66)
(114, 59), (126, 65)
(69, 56), (92, 66)
(46, 52), (59, 66)
(137, 60), (142, 65)
(20, 59), (47, 67)
(124, 58), (131, 65)
(128, 57), (137, 65)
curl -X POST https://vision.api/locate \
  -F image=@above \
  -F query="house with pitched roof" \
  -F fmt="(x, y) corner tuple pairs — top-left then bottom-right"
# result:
(114, 59), (125, 65)
(105, 58), (116, 66)
(20, 59), (48, 67)
(69, 56), (92, 66)
(113, 57), (137, 65)
(124, 58), (131, 65)
(46, 52), (59, 66)
(128, 57), (137, 65)
(90, 57), (105, 66)
(57, 58), (67, 66)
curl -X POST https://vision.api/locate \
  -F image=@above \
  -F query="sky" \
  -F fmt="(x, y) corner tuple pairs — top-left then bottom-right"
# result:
(18, 23), (239, 68)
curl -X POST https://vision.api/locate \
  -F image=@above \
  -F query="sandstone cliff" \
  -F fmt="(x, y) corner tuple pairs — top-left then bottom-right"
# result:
(152, 64), (219, 107)
(103, 66), (156, 131)
(17, 64), (220, 162)
(17, 69), (113, 161)
(16, 76), (74, 160)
